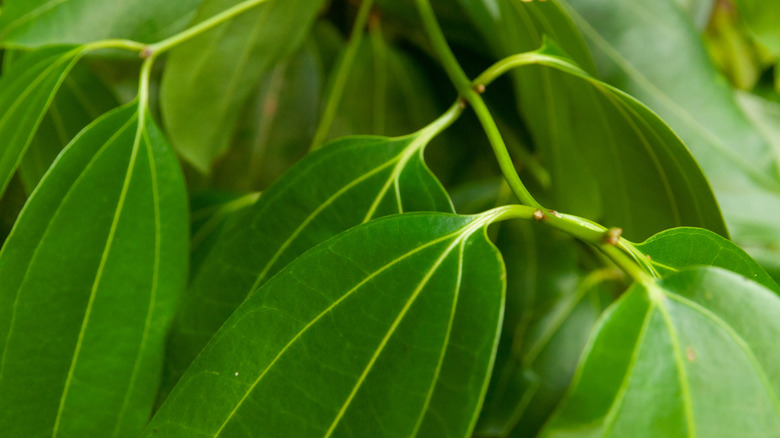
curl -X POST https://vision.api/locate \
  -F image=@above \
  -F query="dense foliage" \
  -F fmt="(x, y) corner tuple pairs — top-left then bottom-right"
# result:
(1, 0), (779, 436)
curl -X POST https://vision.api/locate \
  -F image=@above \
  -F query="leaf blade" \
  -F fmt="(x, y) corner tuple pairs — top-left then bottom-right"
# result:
(147, 212), (504, 437)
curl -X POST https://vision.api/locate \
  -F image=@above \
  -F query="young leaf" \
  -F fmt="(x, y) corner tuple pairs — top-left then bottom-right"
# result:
(0, 45), (82, 198)
(147, 212), (505, 437)
(160, 0), (326, 173)
(541, 267), (780, 437)
(0, 0), (203, 47)
(160, 110), (456, 398)
(0, 103), (188, 436)
(19, 62), (119, 193)
(636, 227), (780, 293)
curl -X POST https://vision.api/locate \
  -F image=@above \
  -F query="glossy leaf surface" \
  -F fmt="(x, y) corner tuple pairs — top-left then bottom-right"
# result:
(147, 212), (505, 437)
(0, 103), (188, 436)
(542, 267), (780, 437)
(636, 227), (779, 293)
(0, 45), (82, 198)
(0, 0), (203, 46)
(19, 62), (118, 193)
(161, 117), (455, 397)
(160, 0), (326, 173)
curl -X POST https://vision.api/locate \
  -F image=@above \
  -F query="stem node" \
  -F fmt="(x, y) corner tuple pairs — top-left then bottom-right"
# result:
(603, 228), (623, 246)
(533, 209), (546, 221)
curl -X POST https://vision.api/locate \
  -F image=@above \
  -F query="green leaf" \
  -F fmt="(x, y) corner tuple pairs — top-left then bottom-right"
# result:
(159, 0), (326, 173)
(160, 114), (455, 399)
(189, 190), (260, 276)
(671, 0), (715, 29)
(731, 0), (780, 56)
(19, 62), (119, 193)
(541, 267), (780, 437)
(147, 212), (505, 437)
(0, 45), (82, 198)
(559, 0), (780, 266)
(0, 0), (203, 47)
(636, 227), (780, 293)
(326, 27), (439, 142)
(481, 40), (728, 240)
(0, 103), (189, 436)
(477, 222), (617, 438)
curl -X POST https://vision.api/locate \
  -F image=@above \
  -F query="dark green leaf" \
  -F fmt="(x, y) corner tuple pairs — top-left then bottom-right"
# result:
(189, 190), (259, 276)
(542, 267), (780, 437)
(636, 227), (779, 293)
(147, 212), (505, 437)
(19, 62), (119, 193)
(159, 0), (326, 173)
(0, 103), (188, 436)
(477, 222), (617, 438)
(0, 45), (82, 198)
(160, 115), (455, 399)
(0, 0), (203, 47)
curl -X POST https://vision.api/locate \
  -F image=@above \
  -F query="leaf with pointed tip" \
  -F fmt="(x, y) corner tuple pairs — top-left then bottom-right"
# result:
(0, 0), (203, 47)
(147, 212), (504, 437)
(0, 103), (188, 436)
(159, 116), (455, 399)
(541, 267), (780, 437)
(160, 0), (326, 173)
(636, 227), (779, 293)
(0, 45), (82, 198)
(19, 62), (119, 193)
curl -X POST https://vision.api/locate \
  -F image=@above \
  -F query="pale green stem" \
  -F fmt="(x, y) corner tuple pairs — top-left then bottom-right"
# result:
(311, 0), (376, 150)
(146, 0), (272, 56)
(82, 39), (147, 53)
(413, 0), (542, 209)
(485, 205), (653, 285)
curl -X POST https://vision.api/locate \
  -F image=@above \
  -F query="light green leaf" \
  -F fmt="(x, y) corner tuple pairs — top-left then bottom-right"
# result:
(159, 111), (456, 399)
(0, 102), (189, 436)
(731, 0), (780, 56)
(541, 267), (780, 437)
(159, 0), (326, 173)
(478, 40), (728, 240)
(671, 0), (715, 29)
(147, 212), (505, 437)
(0, 45), (82, 198)
(560, 0), (780, 266)
(19, 62), (119, 193)
(636, 227), (779, 293)
(0, 0), (203, 47)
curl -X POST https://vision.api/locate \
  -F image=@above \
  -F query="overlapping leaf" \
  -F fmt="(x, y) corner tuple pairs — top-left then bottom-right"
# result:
(0, 103), (188, 436)
(0, 0), (203, 46)
(160, 112), (456, 398)
(147, 212), (505, 437)
(560, 0), (780, 273)
(160, 0), (326, 173)
(636, 227), (779, 293)
(19, 62), (118, 193)
(477, 221), (618, 438)
(542, 267), (780, 437)
(0, 45), (83, 198)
